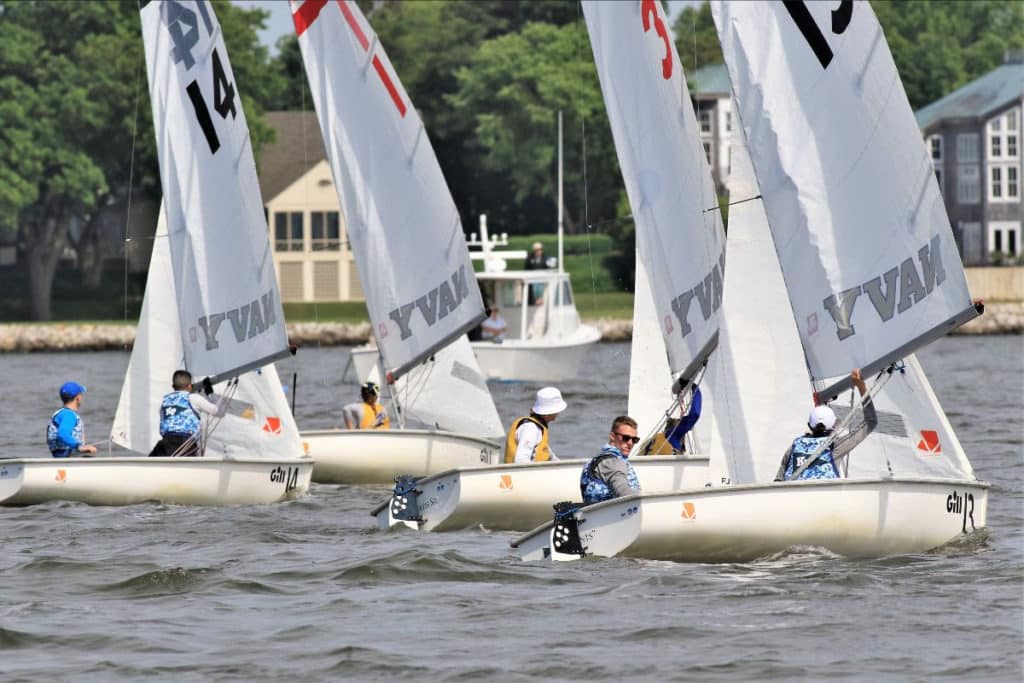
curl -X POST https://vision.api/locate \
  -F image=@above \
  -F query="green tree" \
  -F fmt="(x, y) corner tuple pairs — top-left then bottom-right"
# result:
(672, 0), (722, 75)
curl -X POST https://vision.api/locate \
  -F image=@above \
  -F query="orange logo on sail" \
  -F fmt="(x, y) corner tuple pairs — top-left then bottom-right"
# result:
(55, 469), (66, 483)
(917, 430), (941, 454)
(680, 501), (696, 520)
(499, 474), (513, 490)
(262, 417), (282, 435)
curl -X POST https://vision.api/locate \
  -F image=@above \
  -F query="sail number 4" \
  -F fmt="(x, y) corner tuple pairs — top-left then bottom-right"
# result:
(946, 490), (976, 533)
(162, 0), (238, 154)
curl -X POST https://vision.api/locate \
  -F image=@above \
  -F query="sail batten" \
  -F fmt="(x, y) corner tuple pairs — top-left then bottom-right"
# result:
(583, 0), (726, 381)
(712, 1), (976, 385)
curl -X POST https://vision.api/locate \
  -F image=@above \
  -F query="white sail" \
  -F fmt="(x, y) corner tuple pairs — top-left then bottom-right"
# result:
(583, 0), (726, 381)
(291, 0), (484, 381)
(712, 1), (978, 398)
(705, 121), (814, 485)
(140, 0), (290, 382)
(628, 252), (674, 439)
(113, 205), (304, 461)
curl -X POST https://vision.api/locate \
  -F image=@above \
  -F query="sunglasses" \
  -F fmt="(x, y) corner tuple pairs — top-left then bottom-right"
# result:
(613, 432), (640, 444)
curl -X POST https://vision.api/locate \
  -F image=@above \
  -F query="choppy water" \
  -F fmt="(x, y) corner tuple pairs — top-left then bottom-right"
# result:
(1, 337), (1021, 681)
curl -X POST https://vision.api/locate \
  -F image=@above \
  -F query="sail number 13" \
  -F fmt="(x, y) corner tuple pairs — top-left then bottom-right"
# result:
(163, 0), (238, 155)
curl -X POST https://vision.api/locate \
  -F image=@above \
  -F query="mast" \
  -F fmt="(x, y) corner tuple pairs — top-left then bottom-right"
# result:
(557, 110), (564, 275)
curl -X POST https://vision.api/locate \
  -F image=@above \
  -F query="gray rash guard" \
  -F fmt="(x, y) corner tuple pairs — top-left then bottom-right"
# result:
(593, 448), (637, 498)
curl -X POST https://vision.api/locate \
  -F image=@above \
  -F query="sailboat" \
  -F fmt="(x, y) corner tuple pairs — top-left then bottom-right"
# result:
(1, 0), (312, 506)
(513, 0), (988, 562)
(369, 0), (726, 533)
(290, 0), (504, 484)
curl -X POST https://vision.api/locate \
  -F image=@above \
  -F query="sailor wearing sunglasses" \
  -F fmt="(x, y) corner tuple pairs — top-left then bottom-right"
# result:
(580, 415), (642, 504)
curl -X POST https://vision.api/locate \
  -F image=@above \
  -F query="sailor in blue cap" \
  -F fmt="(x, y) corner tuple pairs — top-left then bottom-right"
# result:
(47, 381), (97, 457)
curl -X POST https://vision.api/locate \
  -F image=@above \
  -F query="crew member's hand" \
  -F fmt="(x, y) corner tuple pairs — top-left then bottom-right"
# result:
(80, 445), (98, 454)
(850, 368), (867, 396)
(202, 377), (214, 396)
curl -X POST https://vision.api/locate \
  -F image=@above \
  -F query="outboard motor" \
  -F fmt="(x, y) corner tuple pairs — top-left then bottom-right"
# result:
(546, 501), (586, 561)
(386, 475), (423, 530)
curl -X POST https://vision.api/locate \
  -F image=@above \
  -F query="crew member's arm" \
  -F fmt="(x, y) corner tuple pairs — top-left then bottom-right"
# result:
(342, 402), (361, 429)
(54, 411), (83, 451)
(667, 386), (703, 450)
(513, 422), (542, 463)
(775, 445), (794, 481)
(189, 392), (229, 418)
(832, 369), (878, 461)
(595, 457), (636, 498)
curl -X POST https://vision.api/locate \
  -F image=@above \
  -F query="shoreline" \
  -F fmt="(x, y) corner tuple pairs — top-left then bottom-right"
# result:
(1, 302), (1021, 353)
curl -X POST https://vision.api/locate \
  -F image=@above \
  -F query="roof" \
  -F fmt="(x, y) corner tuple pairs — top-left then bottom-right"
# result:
(915, 63), (1024, 131)
(258, 111), (328, 202)
(688, 63), (731, 97)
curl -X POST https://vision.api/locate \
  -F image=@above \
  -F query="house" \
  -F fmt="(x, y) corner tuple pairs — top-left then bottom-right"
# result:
(916, 52), (1024, 265)
(258, 111), (362, 302)
(688, 64), (733, 195)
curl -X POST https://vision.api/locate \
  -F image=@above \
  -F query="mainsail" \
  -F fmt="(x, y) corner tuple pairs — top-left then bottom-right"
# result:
(140, 0), (291, 382)
(583, 0), (727, 382)
(712, 1), (979, 398)
(291, 0), (485, 381)
(112, 206), (304, 461)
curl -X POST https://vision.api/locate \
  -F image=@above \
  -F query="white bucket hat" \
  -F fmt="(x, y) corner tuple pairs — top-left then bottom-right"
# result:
(807, 405), (837, 431)
(532, 387), (567, 415)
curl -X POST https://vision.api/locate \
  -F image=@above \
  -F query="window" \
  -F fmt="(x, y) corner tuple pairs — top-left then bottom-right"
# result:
(699, 108), (711, 133)
(991, 135), (1001, 158)
(957, 165), (979, 204)
(725, 111), (732, 133)
(929, 135), (942, 161)
(988, 109), (1021, 160)
(934, 168), (943, 189)
(702, 142), (711, 164)
(989, 163), (1019, 201)
(957, 133), (979, 162)
(994, 228), (1003, 252)
(991, 167), (1003, 198)
(1009, 167), (1019, 198)
(989, 220), (1021, 257)
(1009, 109), (1018, 131)
(1008, 135), (1018, 158)
(311, 211), (341, 251)
(274, 212), (304, 251)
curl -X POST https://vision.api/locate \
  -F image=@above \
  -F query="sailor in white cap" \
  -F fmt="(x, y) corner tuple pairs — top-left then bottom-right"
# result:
(776, 368), (878, 480)
(503, 387), (567, 463)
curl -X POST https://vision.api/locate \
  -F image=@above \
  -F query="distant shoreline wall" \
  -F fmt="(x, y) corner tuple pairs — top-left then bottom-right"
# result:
(0, 303), (1021, 353)
(965, 266), (1024, 302)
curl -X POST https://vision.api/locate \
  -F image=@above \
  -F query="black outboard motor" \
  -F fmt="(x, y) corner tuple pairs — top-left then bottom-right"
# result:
(547, 501), (586, 559)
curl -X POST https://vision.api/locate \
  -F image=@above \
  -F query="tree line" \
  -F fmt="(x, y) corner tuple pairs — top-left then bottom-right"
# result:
(1, 0), (1021, 320)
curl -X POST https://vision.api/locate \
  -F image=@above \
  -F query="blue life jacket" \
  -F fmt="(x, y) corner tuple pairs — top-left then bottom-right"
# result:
(159, 391), (202, 437)
(580, 446), (640, 504)
(47, 407), (83, 457)
(785, 435), (840, 480)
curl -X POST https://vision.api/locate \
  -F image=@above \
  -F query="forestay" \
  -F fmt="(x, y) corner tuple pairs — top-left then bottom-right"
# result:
(712, 1), (978, 398)
(140, 0), (290, 382)
(112, 206), (304, 461)
(583, 0), (726, 381)
(291, 0), (485, 381)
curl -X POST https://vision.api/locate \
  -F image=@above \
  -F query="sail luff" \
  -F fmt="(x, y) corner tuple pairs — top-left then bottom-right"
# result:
(711, 1), (977, 386)
(140, 0), (291, 382)
(291, 0), (485, 382)
(582, 0), (726, 381)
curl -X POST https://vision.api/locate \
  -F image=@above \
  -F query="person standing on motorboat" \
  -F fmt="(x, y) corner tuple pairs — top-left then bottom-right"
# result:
(641, 382), (703, 455)
(580, 415), (641, 503)
(343, 381), (390, 430)
(149, 370), (229, 457)
(776, 368), (878, 480)
(524, 241), (548, 305)
(47, 381), (98, 457)
(504, 387), (567, 463)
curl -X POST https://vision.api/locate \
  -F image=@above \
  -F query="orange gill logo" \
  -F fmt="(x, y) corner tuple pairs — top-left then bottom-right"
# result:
(498, 474), (513, 491)
(262, 417), (282, 435)
(302, 441), (310, 456)
(55, 469), (66, 483)
(680, 501), (696, 520)
(917, 430), (941, 454)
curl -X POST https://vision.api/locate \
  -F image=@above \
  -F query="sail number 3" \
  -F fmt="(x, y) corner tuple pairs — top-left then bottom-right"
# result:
(163, 0), (238, 155)
(640, 0), (672, 80)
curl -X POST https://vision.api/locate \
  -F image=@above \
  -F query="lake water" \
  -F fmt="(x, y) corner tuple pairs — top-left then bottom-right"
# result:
(1, 336), (1021, 681)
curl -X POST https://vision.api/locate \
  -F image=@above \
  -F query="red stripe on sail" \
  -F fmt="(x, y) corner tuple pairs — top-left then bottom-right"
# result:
(292, 0), (328, 37)
(338, 0), (406, 117)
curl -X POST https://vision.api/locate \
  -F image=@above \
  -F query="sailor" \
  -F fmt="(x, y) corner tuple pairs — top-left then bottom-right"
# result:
(480, 306), (508, 342)
(149, 370), (229, 457)
(580, 415), (641, 504)
(504, 386), (567, 463)
(47, 381), (98, 457)
(343, 381), (390, 430)
(641, 383), (703, 455)
(776, 368), (879, 480)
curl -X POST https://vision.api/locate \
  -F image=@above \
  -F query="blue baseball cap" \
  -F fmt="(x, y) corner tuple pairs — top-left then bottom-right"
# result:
(59, 381), (87, 402)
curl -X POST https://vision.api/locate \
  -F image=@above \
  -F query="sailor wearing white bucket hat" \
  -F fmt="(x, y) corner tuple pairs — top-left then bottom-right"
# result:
(503, 387), (567, 464)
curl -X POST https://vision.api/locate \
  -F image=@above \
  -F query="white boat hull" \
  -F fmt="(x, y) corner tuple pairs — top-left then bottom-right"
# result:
(349, 324), (602, 383)
(0, 457), (313, 507)
(372, 455), (711, 532)
(302, 429), (501, 485)
(513, 478), (990, 563)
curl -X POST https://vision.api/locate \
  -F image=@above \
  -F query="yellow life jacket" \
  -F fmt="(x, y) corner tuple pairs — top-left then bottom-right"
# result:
(503, 416), (550, 463)
(359, 402), (390, 430)
(642, 433), (678, 456)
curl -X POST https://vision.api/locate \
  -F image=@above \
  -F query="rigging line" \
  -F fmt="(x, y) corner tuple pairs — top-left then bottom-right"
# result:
(573, 3), (599, 320)
(703, 194), (762, 213)
(123, 41), (144, 326)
